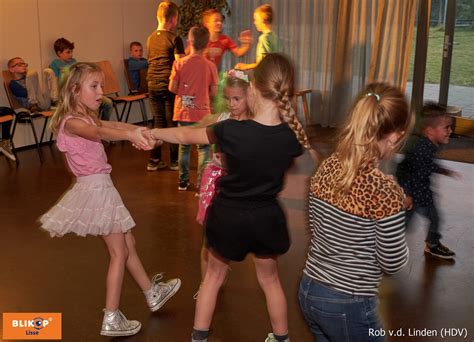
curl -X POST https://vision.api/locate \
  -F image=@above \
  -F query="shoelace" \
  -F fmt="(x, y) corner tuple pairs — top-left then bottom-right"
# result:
(151, 272), (164, 284)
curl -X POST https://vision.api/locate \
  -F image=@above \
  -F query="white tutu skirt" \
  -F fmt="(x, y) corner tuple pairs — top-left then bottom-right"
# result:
(40, 173), (135, 237)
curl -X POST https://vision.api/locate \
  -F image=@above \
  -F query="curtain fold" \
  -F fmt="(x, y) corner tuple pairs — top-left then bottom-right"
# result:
(226, 0), (416, 127)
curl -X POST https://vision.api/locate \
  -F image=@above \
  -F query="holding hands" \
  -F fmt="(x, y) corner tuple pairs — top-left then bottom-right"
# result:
(131, 127), (163, 151)
(130, 127), (159, 151)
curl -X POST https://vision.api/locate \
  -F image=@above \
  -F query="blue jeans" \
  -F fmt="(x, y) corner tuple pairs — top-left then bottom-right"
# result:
(298, 274), (385, 342)
(177, 122), (210, 185)
(406, 204), (441, 247)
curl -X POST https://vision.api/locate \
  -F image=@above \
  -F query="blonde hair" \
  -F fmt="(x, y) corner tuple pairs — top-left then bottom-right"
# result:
(255, 4), (273, 24)
(157, 1), (179, 23)
(49, 62), (103, 132)
(253, 53), (311, 150)
(335, 82), (412, 193)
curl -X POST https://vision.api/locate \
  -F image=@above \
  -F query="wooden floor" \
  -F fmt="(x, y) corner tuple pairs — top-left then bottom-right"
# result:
(0, 139), (473, 342)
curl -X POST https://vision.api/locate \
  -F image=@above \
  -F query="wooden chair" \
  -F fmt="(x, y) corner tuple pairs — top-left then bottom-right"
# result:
(95, 60), (148, 124)
(2, 70), (54, 162)
(0, 112), (18, 163)
(296, 89), (312, 127)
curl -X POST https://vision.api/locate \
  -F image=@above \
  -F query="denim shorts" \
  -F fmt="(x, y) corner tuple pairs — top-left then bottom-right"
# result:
(298, 274), (385, 342)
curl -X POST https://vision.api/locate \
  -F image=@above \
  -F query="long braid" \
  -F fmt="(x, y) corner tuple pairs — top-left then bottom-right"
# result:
(277, 93), (312, 150)
(254, 53), (318, 162)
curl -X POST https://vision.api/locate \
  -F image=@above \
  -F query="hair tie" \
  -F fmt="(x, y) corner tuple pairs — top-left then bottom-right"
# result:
(224, 69), (249, 83)
(366, 92), (380, 102)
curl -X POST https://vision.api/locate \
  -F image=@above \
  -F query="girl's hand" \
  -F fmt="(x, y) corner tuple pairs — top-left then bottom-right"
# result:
(141, 128), (164, 148)
(130, 127), (153, 150)
(404, 196), (413, 211)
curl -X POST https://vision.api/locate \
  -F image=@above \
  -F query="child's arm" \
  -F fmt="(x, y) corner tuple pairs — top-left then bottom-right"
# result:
(150, 126), (210, 145)
(235, 62), (258, 71)
(169, 79), (178, 94)
(194, 113), (220, 128)
(169, 61), (179, 94)
(100, 120), (141, 131)
(230, 30), (252, 57)
(65, 118), (150, 149)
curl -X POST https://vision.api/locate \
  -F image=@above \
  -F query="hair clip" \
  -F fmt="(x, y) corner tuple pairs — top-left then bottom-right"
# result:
(366, 92), (380, 102)
(224, 69), (249, 83)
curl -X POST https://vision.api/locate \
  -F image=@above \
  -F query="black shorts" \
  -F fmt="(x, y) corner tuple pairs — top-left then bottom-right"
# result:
(205, 198), (290, 261)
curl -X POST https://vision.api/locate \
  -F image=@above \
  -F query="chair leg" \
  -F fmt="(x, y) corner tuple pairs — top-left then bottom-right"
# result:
(139, 100), (147, 125)
(112, 102), (121, 121)
(301, 95), (311, 127)
(124, 102), (132, 123)
(40, 117), (49, 144)
(29, 117), (43, 162)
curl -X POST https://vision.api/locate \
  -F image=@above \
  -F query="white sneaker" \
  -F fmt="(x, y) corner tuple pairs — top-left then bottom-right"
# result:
(0, 141), (16, 161)
(145, 273), (181, 312)
(265, 333), (290, 342)
(100, 309), (141, 337)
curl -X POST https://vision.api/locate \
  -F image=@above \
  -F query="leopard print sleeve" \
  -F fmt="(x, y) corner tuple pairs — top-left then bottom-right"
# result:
(367, 169), (405, 220)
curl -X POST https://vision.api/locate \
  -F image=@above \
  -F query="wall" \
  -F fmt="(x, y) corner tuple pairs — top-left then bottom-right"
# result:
(0, 0), (163, 147)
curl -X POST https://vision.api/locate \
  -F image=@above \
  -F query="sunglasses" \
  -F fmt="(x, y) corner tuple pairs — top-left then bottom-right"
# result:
(12, 62), (28, 68)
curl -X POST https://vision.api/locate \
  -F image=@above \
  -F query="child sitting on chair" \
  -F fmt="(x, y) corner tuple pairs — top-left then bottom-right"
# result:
(128, 41), (148, 92)
(7, 57), (54, 113)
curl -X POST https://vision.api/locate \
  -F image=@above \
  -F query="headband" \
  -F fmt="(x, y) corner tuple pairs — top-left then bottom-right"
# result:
(224, 69), (249, 83)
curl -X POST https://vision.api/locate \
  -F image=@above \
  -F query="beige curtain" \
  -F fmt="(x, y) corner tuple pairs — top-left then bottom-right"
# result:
(224, 0), (416, 127)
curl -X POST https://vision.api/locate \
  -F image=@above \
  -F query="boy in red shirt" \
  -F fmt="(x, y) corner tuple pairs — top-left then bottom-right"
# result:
(169, 26), (218, 191)
(202, 9), (252, 70)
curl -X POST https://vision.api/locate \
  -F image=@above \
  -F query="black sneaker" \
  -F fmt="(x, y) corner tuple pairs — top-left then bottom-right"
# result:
(424, 243), (455, 260)
(178, 181), (189, 191)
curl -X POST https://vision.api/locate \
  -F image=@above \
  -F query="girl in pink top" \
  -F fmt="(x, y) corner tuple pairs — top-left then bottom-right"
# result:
(39, 63), (181, 337)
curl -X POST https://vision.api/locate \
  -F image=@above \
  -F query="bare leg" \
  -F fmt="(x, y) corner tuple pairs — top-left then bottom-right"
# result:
(124, 232), (152, 291)
(200, 243), (209, 280)
(102, 233), (128, 310)
(193, 249), (229, 330)
(253, 256), (288, 336)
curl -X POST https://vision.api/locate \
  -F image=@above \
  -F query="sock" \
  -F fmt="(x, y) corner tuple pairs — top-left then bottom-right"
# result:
(273, 332), (289, 341)
(192, 328), (209, 340)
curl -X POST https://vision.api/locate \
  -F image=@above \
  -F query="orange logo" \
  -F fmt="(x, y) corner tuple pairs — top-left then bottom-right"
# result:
(2, 313), (62, 340)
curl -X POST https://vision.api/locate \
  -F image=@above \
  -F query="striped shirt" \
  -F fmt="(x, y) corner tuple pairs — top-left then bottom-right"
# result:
(303, 155), (409, 296)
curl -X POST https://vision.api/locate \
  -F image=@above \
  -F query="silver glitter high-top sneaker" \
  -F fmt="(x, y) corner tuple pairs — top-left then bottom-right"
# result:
(145, 273), (182, 312)
(100, 309), (141, 337)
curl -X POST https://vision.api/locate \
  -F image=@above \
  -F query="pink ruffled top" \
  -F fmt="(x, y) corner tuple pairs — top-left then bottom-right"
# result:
(57, 115), (112, 177)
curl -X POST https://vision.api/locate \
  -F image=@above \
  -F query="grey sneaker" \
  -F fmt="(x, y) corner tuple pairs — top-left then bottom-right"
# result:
(265, 333), (290, 342)
(100, 309), (141, 337)
(169, 161), (179, 171)
(0, 141), (16, 161)
(147, 159), (167, 171)
(145, 273), (181, 312)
